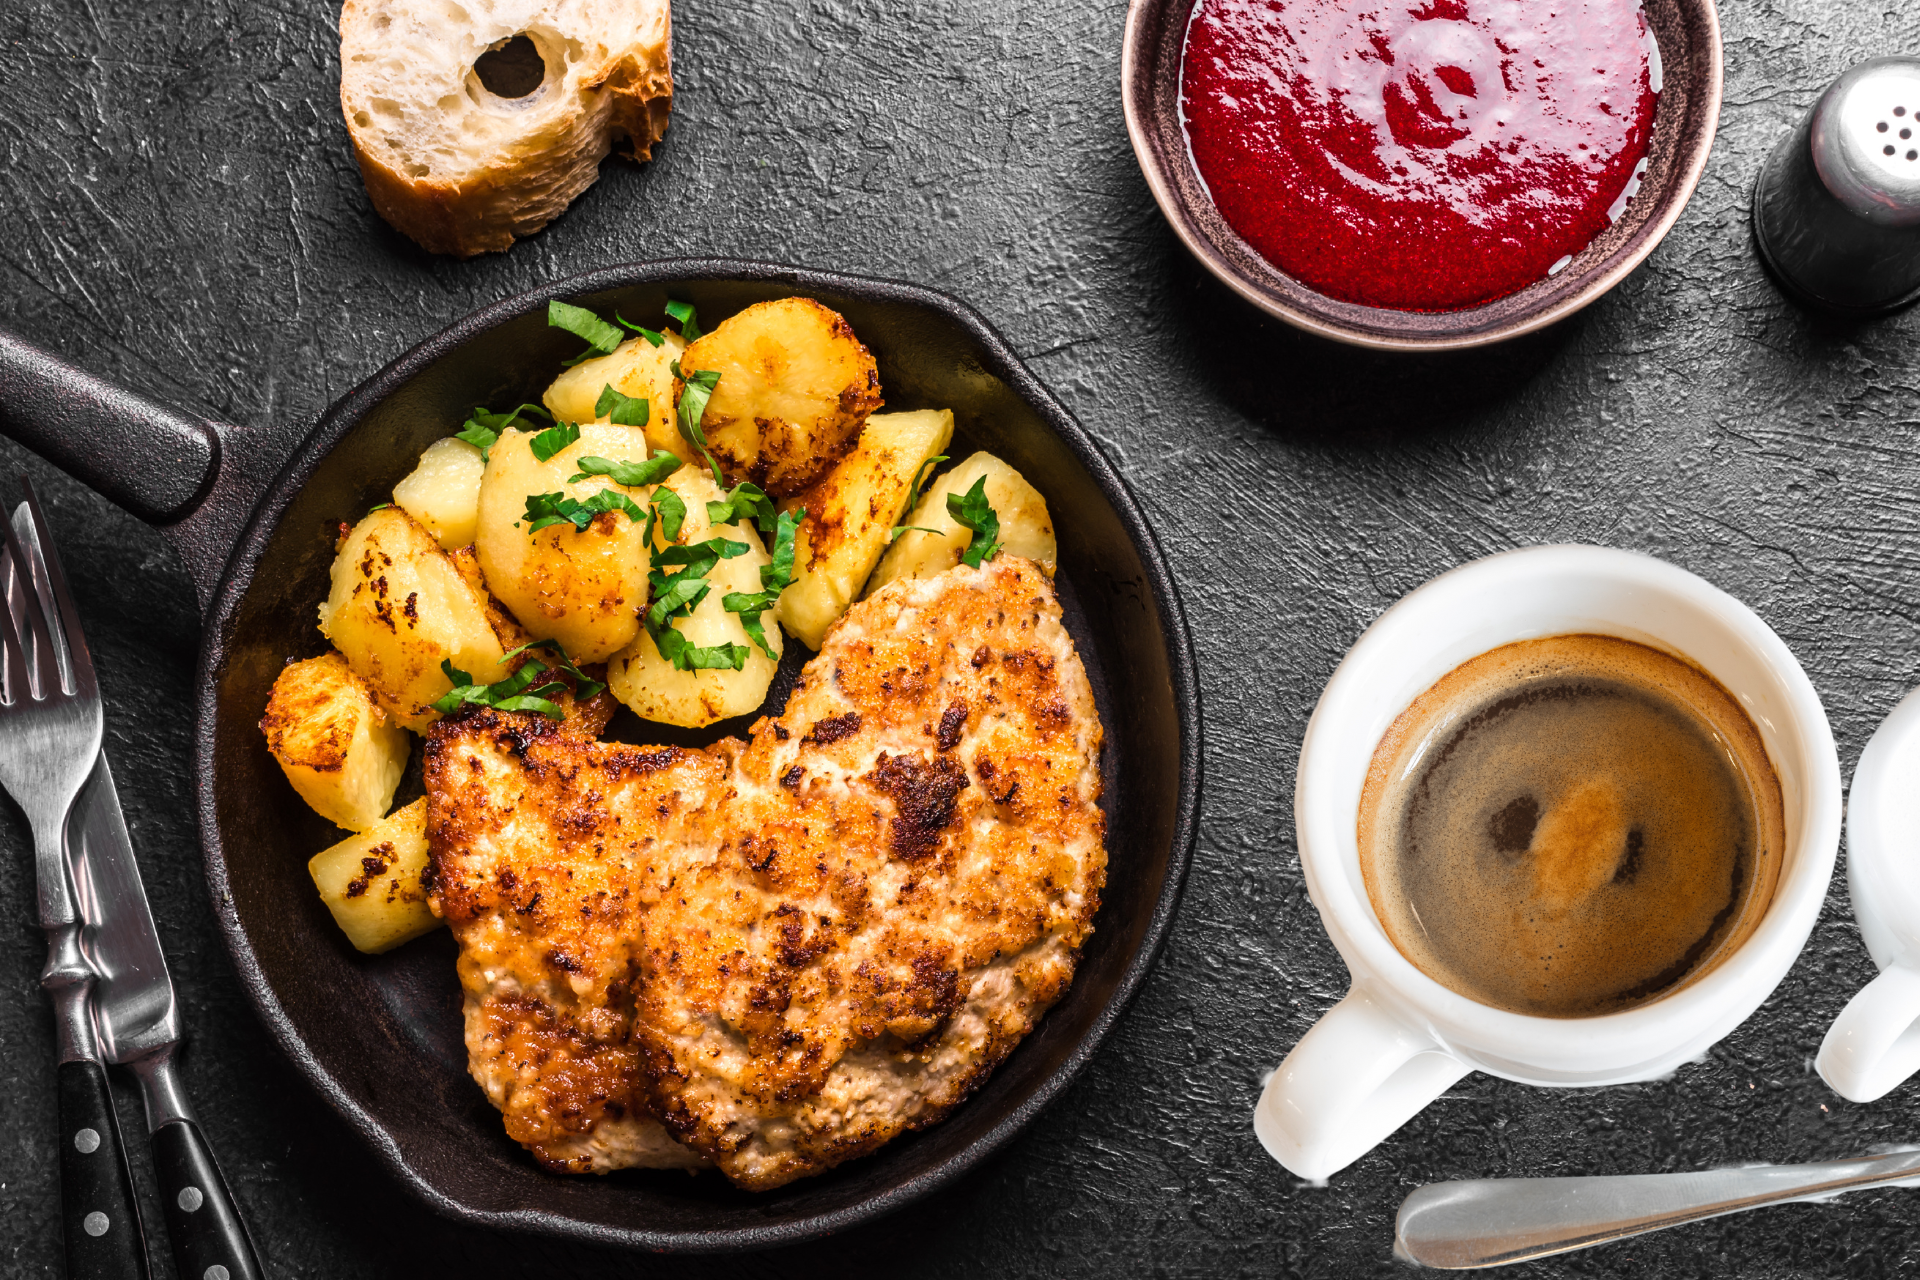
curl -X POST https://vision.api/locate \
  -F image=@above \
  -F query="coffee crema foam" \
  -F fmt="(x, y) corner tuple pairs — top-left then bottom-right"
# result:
(1358, 634), (1784, 1018)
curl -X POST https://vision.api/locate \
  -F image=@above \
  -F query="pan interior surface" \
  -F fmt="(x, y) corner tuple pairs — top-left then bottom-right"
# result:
(199, 267), (1196, 1249)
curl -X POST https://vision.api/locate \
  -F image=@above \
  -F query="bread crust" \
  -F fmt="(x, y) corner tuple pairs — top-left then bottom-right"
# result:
(340, 1), (673, 257)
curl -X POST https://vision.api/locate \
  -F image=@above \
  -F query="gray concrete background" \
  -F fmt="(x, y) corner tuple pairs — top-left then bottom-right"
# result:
(3, 0), (1919, 1274)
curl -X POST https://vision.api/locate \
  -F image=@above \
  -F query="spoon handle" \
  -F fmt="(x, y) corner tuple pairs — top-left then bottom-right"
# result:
(1394, 1149), (1920, 1269)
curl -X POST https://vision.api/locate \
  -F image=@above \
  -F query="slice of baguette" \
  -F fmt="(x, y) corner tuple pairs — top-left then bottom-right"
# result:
(339, 0), (673, 257)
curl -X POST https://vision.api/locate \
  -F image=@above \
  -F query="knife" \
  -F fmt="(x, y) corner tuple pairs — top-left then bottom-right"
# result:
(69, 750), (264, 1280)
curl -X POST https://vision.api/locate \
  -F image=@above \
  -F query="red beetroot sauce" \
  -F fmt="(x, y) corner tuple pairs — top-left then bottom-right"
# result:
(1179, 0), (1658, 312)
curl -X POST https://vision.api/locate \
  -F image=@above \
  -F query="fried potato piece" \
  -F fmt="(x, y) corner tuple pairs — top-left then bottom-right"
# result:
(542, 331), (691, 464)
(678, 298), (883, 496)
(260, 651), (410, 831)
(446, 544), (534, 650)
(393, 437), (485, 550)
(444, 543), (617, 735)
(309, 798), (440, 954)
(605, 468), (782, 727)
(773, 409), (955, 650)
(866, 452), (1056, 596)
(319, 507), (509, 732)
(473, 422), (657, 664)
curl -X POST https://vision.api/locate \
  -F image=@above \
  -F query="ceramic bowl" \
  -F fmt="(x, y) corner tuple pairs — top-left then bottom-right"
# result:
(1121, 0), (1725, 350)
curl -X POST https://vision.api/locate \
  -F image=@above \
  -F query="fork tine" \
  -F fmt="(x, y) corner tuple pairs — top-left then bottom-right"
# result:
(0, 501), (56, 700)
(17, 481), (92, 699)
(7, 502), (53, 693)
(0, 545), (29, 703)
(3, 506), (44, 695)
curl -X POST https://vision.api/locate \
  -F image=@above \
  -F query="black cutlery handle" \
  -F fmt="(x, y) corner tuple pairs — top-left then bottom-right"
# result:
(152, 1119), (262, 1280)
(57, 1059), (150, 1280)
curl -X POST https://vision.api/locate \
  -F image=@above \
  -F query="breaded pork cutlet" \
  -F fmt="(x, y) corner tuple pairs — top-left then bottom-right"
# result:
(425, 557), (1106, 1189)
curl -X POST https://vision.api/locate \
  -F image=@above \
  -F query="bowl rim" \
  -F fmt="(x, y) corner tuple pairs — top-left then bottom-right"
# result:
(189, 258), (1205, 1252)
(1120, 0), (1726, 351)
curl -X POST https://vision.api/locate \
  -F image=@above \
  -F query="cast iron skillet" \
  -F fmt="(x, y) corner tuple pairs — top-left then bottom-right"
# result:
(0, 260), (1201, 1252)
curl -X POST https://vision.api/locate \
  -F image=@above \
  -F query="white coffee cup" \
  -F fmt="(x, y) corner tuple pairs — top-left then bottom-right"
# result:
(1816, 687), (1920, 1102)
(1254, 545), (1842, 1182)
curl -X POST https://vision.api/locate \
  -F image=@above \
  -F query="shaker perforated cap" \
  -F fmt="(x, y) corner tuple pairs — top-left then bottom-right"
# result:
(1816, 58), (1920, 227)
(1753, 56), (1920, 313)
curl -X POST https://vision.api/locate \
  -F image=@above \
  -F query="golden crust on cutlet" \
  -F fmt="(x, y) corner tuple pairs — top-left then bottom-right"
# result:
(425, 557), (1105, 1188)
(426, 711), (718, 1172)
(635, 557), (1105, 1188)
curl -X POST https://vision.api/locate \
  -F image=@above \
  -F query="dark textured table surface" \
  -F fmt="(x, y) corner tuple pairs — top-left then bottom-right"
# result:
(3, 0), (1920, 1275)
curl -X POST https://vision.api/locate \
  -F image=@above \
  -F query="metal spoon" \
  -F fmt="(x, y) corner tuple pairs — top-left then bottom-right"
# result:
(1395, 1148), (1920, 1269)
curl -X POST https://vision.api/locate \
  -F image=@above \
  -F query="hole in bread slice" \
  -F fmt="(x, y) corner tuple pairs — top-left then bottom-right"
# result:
(473, 32), (548, 100)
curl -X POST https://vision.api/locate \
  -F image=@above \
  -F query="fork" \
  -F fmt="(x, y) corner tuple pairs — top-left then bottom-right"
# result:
(0, 480), (149, 1279)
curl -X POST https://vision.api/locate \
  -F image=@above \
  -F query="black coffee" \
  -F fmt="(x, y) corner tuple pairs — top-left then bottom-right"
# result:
(1357, 635), (1783, 1018)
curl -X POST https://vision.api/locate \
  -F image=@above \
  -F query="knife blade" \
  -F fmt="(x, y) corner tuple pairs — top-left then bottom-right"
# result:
(64, 729), (264, 1280)
(71, 755), (178, 1064)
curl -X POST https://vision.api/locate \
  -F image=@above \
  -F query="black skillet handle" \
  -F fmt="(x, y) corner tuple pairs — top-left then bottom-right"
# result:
(56, 1059), (150, 1280)
(0, 325), (243, 611)
(0, 328), (218, 522)
(151, 1119), (263, 1280)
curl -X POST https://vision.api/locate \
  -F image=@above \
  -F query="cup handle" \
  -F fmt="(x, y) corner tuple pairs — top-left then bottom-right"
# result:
(1817, 958), (1920, 1103)
(1253, 986), (1471, 1181)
